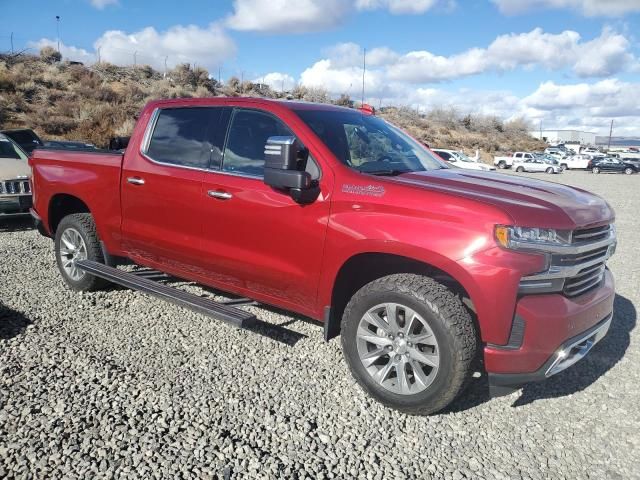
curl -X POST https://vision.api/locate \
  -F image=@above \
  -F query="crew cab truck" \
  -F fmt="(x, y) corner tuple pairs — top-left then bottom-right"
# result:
(493, 151), (535, 169)
(29, 98), (617, 414)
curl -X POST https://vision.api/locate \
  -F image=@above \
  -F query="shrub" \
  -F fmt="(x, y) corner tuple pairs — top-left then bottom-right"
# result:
(40, 47), (62, 64)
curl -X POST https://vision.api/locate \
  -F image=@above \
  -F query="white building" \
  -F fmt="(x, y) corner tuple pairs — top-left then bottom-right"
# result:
(529, 129), (596, 145)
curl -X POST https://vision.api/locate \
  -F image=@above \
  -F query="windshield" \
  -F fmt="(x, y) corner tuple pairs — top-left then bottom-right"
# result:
(0, 135), (28, 161)
(453, 152), (475, 162)
(294, 108), (447, 175)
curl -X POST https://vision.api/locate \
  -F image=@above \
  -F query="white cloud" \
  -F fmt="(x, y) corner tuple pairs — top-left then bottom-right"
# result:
(30, 23), (236, 72)
(491, 0), (640, 17)
(90, 0), (118, 9)
(254, 72), (296, 91)
(226, 0), (451, 33)
(29, 39), (96, 64)
(355, 0), (441, 14)
(226, 0), (351, 33)
(93, 23), (235, 70)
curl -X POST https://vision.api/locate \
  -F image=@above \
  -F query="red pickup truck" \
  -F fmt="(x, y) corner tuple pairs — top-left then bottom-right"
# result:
(29, 97), (616, 414)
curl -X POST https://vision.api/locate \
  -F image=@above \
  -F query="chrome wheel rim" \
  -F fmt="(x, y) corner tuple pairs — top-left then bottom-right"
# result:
(356, 303), (440, 395)
(59, 228), (88, 281)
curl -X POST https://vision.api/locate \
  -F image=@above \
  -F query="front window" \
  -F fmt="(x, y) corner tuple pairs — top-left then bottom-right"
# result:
(294, 108), (446, 175)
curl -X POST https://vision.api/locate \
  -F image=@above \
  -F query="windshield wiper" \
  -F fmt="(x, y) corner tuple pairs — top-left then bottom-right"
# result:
(363, 169), (410, 176)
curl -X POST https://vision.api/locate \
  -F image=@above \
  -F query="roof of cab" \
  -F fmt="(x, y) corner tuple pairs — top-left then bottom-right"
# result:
(144, 96), (354, 113)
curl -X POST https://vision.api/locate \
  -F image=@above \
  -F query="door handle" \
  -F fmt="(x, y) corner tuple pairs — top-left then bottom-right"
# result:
(127, 177), (145, 185)
(207, 190), (233, 200)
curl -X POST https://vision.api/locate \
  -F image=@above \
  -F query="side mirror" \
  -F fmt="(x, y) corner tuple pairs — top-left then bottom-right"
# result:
(263, 136), (320, 204)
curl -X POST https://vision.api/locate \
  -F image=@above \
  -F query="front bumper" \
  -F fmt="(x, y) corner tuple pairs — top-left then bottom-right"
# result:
(485, 269), (615, 390)
(0, 194), (32, 217)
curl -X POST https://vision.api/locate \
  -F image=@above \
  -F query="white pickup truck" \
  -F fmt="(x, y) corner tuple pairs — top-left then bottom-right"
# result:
(559, 154), (592, 170)
(493, 152), (535, 169)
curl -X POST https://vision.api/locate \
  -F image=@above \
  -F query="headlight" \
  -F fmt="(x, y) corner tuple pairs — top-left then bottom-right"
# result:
(495, 225), (572, 250)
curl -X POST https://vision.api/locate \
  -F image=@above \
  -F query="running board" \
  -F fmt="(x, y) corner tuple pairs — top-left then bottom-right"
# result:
(75, 260), (256, 328)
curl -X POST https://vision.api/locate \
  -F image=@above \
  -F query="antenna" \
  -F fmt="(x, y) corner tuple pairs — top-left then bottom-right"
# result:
(361, 47), (366, 106)
(607, 119), (614, 150)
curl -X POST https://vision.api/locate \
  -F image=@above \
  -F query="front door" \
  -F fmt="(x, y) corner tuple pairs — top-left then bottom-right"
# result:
(199, 108), (332, 314)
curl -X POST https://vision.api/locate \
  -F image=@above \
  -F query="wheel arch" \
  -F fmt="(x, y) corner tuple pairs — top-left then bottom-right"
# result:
(324, 251), (478, 341)
(48, 193), (91, 234)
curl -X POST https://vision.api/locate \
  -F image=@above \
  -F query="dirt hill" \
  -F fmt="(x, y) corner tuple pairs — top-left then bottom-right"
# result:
(0, 48), (545, 159)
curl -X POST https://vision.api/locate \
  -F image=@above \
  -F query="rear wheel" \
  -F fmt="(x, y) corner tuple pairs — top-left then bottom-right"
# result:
(515, 166), (525, 173)
(546, 167), (554, 174)
(340, 274), (477, 415)
(561, 163), (568, 170)
(592, 167), (600, 174)
(55, 213), (108, 291)
(497, 161), (506, 169)
(624, 167), (634, 175)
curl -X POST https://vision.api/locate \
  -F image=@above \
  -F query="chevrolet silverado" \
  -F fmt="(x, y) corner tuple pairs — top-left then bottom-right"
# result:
(29, 98), (617, 414)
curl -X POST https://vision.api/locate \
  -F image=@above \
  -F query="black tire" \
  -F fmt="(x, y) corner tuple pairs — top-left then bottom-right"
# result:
(515, 166), (525, 173)
(54, 213), (108, 291)
(340, 274), (477, 415)
(561, 164), (568, 170)
(497, 161), (506, 169)
(546, 167), (554, 174)
(624, 167), (634, 175)
(592, 167), (600, 174)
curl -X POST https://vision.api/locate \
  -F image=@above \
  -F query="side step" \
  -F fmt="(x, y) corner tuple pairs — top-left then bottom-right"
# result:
(76, 260), (256, 328)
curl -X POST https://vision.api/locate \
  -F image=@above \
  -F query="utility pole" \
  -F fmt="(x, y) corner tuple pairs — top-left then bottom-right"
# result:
(10, 32), (14, 54)
(607, 119), (614, 150)
(55, 16), (61, 54)
(218, 66), (221, 85)
(361, 47), (366, 106)
(164, 56), (168, 76)
(133, 51), (137, 66)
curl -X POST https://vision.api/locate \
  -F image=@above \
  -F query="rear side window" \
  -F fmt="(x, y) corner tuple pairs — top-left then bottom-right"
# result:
(223, 109), (293, 177)
(146, 107), (230, 169)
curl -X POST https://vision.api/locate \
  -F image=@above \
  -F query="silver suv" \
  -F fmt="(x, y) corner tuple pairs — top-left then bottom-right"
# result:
(0, 133), (32, 218)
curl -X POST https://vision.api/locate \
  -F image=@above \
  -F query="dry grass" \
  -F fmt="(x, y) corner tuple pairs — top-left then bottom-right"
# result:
(0, 50), (545, 156)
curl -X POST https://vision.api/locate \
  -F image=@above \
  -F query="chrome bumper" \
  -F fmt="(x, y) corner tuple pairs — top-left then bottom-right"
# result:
(545, 312), (612, 377)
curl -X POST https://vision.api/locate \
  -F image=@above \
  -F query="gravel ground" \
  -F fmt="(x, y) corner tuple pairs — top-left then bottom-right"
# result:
(1, 170), (639, 479)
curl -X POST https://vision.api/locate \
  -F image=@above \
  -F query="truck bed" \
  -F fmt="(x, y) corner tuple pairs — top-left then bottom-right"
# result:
(29, 148), (125, 251)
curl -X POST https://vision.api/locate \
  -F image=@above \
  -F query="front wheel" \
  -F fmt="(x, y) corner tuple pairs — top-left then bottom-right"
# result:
(55, 213), (108, 291)
(624, 167), (634, 175)
(592, 167), (600, 174)
(546, 167), (554, 174)
(515, 166), (525, 173)
(497, 161), (506, 169)
(340, 274), (477, 415)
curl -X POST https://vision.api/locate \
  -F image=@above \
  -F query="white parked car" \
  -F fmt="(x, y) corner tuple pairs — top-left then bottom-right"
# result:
(513, 157), (563, 174)
(559, 154), (591, 170)
(432, 149), (496, 171)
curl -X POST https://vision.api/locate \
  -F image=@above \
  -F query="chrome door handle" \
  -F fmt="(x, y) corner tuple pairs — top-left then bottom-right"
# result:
(207, 190), (233, 200)
(127, 177), (145, 185)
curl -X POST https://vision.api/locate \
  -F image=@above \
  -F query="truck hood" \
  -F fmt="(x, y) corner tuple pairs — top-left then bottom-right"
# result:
(392, 169), (614, 229)
(0, 157), (30, 180)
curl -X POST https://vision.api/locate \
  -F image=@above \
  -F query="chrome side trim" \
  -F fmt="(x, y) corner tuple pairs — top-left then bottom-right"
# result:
(545, 313), (612, 377)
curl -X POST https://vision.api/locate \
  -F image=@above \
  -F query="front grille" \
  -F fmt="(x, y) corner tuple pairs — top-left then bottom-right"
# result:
(520, 223), (614, 298)
(563, 263), (606, 297)
(573, 224), (611, 243)
(0, 179), (30, 195)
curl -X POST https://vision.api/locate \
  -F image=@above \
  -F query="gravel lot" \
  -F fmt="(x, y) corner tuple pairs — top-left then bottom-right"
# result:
(1, 170), (639, 479)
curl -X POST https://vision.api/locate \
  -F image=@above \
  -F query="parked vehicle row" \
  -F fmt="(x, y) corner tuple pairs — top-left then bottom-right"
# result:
(589, 157), (639, 175)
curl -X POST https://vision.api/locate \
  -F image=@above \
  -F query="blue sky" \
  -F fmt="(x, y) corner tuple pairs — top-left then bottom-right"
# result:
(2, 0), (640, 135)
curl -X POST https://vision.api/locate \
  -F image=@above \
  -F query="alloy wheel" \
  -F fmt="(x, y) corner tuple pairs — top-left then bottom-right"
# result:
(59, 227), (88, 281)
(356, 302), (440, 395)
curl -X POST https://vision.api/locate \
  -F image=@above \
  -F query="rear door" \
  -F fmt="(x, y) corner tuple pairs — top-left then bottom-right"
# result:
(198, 107), (332, 313)
(120, 106), (231, 272)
